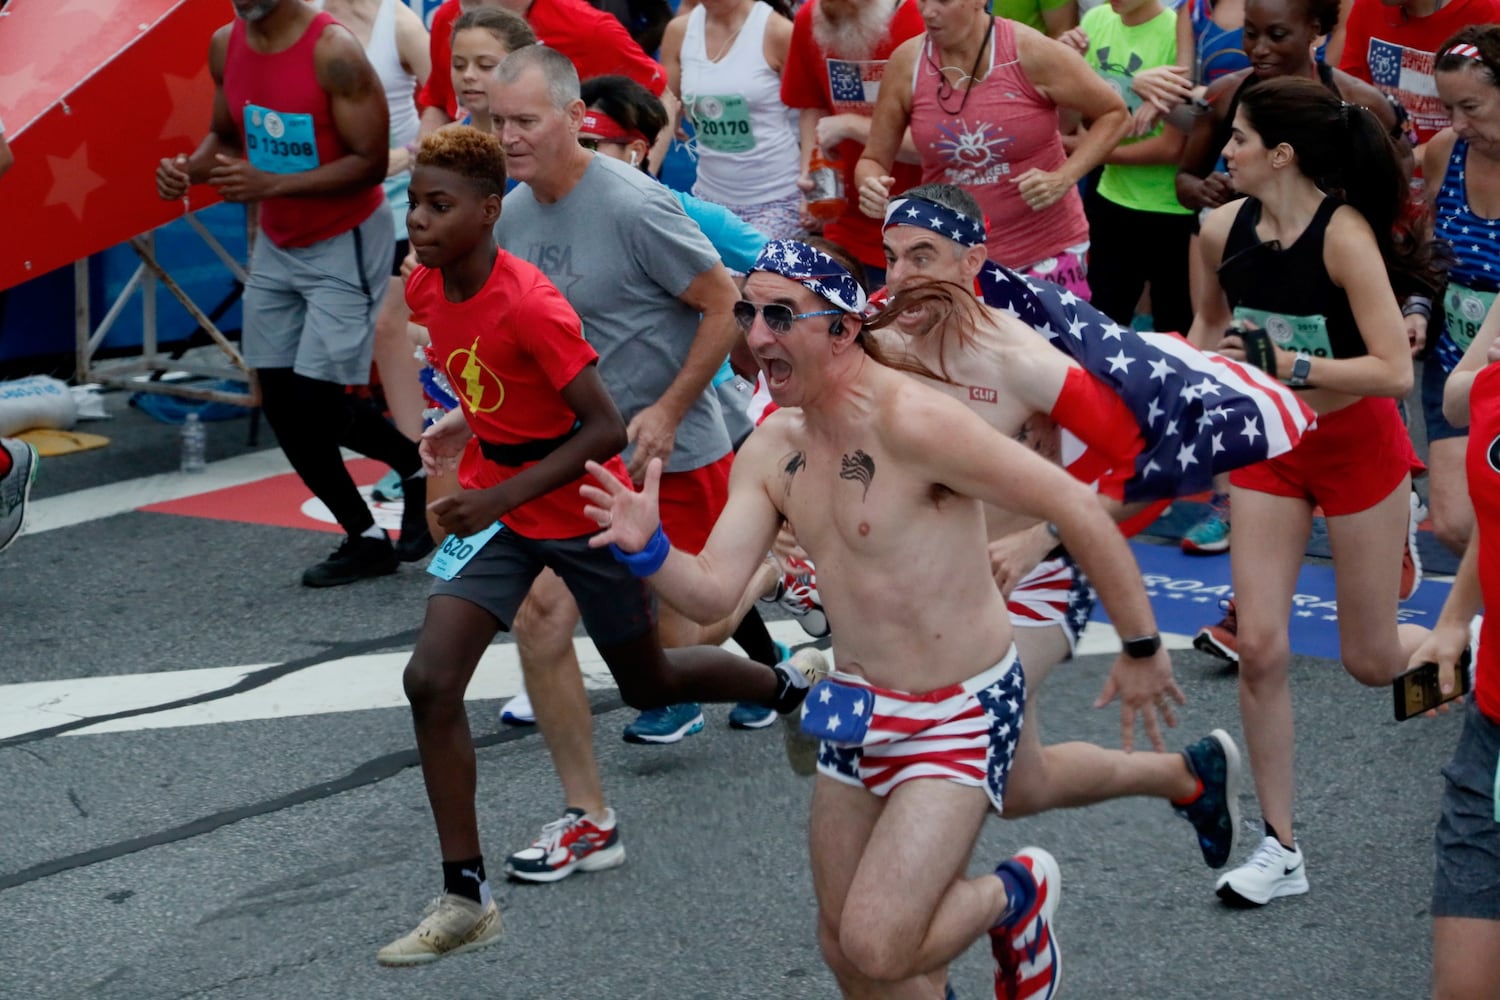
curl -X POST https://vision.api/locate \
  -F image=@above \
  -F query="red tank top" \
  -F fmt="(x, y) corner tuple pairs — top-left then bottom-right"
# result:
(224, 12), (382, 248)
(1465, 364), (1500, 722)
(909, 18), (1089, 269)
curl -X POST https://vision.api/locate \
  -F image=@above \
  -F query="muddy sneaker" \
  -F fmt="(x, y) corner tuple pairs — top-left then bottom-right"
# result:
(780, 648), (831, 776)
(375, 893), (502, 967)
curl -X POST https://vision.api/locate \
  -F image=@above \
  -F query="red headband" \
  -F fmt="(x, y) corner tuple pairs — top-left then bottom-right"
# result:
(580, 110), (650, 147)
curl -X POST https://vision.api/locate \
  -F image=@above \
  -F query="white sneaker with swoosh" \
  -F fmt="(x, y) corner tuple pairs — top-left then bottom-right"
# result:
(1216, 835), (1309, 906)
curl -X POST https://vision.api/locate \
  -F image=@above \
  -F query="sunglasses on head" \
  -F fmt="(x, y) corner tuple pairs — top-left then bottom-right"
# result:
(733, 300), (843, 334)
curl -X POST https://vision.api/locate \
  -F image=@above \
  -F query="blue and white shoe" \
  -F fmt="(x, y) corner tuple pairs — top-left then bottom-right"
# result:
(728, 642), (790, 730)
(500, 690), (535, 726)
(622, 704), (704, 744)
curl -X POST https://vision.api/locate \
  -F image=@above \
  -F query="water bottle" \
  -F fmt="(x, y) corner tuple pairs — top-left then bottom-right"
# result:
(806, 147), (845, 223)
(180, 411), (206, 473)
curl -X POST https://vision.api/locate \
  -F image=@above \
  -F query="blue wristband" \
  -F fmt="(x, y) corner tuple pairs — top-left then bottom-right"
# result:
(610, 524), (671, 577)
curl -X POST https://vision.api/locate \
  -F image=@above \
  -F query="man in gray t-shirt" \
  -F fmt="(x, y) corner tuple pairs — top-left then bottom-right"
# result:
(487, 47), (769, 884)
(498, 152), (733, 476)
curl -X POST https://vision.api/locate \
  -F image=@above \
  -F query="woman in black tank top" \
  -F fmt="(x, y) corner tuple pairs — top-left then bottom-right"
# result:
(1186, 76), (1447, 909)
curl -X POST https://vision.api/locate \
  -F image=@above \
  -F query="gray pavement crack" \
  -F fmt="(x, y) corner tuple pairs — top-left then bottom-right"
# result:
(0, 692), (624, 894)
(0, 628), (421, 750)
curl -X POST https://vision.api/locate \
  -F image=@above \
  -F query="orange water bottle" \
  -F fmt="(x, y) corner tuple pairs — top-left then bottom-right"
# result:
(806, 146), (845, 222)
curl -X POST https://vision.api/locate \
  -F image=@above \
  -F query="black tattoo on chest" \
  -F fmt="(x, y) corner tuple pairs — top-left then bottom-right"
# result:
(781, 450), (806, 498)
(840, 449), (876, 500)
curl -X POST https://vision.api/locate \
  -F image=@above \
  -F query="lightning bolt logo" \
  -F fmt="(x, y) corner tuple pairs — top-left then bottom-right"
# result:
(447, 340), (503, 414)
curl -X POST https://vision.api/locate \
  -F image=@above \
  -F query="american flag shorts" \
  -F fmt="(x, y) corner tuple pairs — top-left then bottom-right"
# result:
(1006, 554), (1096, 653)
(808, 648), (1025, 814)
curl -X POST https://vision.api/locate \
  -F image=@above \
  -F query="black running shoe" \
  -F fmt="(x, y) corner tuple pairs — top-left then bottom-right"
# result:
(394, 475), (435, 562)
(302, 535), (399, 587)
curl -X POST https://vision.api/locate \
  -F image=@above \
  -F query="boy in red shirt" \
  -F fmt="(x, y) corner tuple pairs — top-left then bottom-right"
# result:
(378, 126), (810, 966)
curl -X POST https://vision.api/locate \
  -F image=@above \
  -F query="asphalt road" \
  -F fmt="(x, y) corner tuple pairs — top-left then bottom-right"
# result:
(0, 396), (1461, 1000)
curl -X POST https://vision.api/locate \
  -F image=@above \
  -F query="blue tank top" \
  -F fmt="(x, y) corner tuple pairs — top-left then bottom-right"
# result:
(1189, 0), (1248, 84)
(1434, 139), (1500, 370)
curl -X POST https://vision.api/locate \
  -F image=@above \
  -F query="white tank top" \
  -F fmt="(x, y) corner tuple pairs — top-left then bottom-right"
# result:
(366, 0), (419, 148)
(681, 1), (799, 206)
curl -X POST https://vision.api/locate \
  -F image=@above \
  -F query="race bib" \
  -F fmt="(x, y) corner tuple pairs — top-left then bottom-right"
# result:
(688, 94), (756, 153)
(426, 522), (503, 581)
(243, 104), (320, 174)
(1443, 281), (1497, 353)
(1233, 306), (1334, 358)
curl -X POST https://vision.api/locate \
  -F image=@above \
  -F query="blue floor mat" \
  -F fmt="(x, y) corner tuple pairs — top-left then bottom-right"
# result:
(1142, 500), (1459, 577)
(1097, 540), (1452, 660)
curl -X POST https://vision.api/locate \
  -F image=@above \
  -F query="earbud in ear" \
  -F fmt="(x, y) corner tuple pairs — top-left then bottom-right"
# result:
(628, 150), (640, 166)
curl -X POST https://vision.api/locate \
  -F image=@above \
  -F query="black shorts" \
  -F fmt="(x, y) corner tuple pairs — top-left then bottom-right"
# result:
(1432, 700), (1500, 920)
(429, 528), (655, 646)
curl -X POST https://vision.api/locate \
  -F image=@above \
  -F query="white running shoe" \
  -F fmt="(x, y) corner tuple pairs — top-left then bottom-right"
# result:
(500, 690), (535, 726)
(1215, 835), (1309, 906)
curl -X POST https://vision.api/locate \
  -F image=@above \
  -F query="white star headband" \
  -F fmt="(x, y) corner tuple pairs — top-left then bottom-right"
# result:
(883, 196), (987, 248)
(751, 240), (868, 314)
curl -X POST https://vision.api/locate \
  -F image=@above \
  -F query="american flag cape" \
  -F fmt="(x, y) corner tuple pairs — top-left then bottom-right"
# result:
(975, 263), (1317, 503)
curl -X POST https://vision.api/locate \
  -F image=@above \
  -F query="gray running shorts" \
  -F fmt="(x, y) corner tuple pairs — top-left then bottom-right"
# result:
(243, 207), (394, 385)
(1432, 700), (1500, 920)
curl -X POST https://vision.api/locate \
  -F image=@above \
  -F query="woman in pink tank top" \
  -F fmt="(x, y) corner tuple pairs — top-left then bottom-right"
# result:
(855, 0), (1128, 298)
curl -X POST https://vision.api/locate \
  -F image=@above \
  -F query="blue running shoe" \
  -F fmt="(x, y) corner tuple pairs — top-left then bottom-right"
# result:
(622, 704), (704, 744)
(1181, 493), (1231, 555)
(1173, 729), (1242, 868)
(728, 642), (790, 730)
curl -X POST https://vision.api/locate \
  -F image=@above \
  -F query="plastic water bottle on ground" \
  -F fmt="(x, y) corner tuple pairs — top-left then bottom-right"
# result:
(180, 411), (206, 473)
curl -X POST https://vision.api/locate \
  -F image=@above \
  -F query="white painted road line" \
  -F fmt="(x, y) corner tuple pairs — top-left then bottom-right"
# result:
(0, 620), (1192, 739)
(26, 447), (294, 535)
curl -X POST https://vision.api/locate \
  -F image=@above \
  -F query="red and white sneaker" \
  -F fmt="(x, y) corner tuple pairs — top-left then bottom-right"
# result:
(1193, 599), (1239, 664)
(777, 556), (830, 638)
(991, 847), (1062, 1000)
(504, 807), (625, 883)
(1400, 490), (1425, 602)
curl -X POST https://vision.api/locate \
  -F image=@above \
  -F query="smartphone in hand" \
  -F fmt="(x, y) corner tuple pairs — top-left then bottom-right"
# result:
(1393, 650), (1473, 721)
(1237, 327), (1277, 377)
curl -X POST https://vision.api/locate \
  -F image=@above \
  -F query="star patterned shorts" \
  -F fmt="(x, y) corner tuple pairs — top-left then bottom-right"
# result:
(807, 648), (1025, 815)
(1007, 554), (1096, 655)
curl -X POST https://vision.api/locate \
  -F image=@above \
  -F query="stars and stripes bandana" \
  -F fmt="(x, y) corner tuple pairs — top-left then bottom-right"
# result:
(883, 194), (987, 248)
(752, 240), (868, 314)
(975, 262), (1317, 502)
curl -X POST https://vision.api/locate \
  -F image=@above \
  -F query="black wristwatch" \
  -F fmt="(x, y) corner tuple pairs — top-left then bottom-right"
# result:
(1122, 633), (1163, 659)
